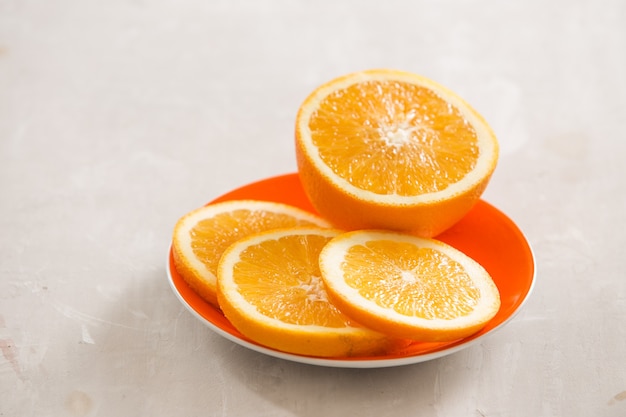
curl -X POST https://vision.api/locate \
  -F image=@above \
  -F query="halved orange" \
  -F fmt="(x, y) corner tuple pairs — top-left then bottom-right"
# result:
(216, 228), (401, 357)
(295, 69), (499, 237)
(172, 200), (330, 307)
(318, 230), (501, 342)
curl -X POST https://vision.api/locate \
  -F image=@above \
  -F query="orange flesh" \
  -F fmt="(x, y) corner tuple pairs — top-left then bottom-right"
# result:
(341, 240), (480, 319)
(232, 234), (351, 327)
(190, 210), (321, 275)
(308, 80), (480, 196)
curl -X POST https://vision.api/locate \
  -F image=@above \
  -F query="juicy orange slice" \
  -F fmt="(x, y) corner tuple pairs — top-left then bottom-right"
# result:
(172, 200), (330, 307)
(216, 228), (400, 357)
(318, 230), (501, 342)
(295, 69), (499, 237)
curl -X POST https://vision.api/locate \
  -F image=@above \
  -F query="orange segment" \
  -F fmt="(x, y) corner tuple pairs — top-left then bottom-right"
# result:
(295, 69), (499, 236)
(310, 80), (479, 196)
(216, 228), (401, 357)
(319, 230), (501, 342)
(172, 200), (330, 307)
(343, 241), (481, 319)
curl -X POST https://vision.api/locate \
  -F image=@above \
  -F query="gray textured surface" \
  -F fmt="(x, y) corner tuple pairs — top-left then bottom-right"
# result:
(1, 1), (625, 416)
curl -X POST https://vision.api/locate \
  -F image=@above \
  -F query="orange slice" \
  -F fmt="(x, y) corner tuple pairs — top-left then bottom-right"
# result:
(295, 69), (499, 237)
(318, 230), (501, 342)
(172, 200), (330, 307)
(216, 228), (399, 357)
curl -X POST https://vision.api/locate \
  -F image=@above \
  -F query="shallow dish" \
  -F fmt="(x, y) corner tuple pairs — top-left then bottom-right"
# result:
(167, 173), (535, 368)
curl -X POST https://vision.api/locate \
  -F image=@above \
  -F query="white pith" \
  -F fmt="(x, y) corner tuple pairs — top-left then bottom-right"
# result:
(218, 228), (378, 335)
(174, 200), (330, 290)
(319, 231), (501, 330)
(297, 70), (498, 204)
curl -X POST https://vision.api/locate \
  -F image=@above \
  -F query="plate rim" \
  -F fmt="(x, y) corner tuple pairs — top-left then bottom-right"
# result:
(166, 173), (536, 368)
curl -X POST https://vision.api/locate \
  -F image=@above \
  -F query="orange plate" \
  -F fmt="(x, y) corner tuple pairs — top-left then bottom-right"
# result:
(167, 173), (535, 368)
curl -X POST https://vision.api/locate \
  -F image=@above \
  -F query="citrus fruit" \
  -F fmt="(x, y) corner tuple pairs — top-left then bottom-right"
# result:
(295, 68), (499, 237)
(172, 200), (330, 307)
(216, 228), (400, 357)
(318, 230), (501, 342)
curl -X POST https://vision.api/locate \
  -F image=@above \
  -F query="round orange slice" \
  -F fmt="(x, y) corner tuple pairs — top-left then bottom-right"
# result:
(295, 69), (499, 237)
(172, 200), (330, 307)
(318, 230), (501, 342)
(216, 228), (400, 357)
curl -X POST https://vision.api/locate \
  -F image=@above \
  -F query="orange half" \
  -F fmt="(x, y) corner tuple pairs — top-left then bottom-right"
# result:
(296, 69), (499, 236)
